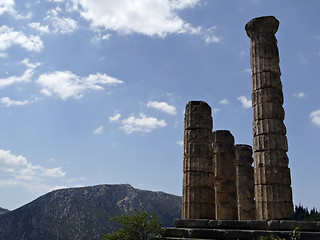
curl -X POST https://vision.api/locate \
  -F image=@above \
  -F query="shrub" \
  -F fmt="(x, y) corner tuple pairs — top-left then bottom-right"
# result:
(102, 209), (165, 240)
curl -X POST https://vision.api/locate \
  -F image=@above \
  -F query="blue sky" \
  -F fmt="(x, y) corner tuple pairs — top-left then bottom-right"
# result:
(0, 0), (319, 211)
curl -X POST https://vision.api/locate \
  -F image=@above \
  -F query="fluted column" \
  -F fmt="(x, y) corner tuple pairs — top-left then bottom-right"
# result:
(235, 144), (255, 220)
(182, 101), (215, 219)
(213, 130), (237, 220)
(245, 16), (293, 220)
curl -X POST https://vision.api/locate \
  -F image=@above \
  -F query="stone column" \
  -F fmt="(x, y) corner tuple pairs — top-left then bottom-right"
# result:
(245, 16), (293, 220)
(235, 144), (255, 220)
(212, 130), (237, 220)
(182, 101), (215, 219)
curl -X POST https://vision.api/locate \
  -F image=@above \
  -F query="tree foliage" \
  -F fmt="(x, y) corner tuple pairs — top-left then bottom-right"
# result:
(102, 209), (165, 240)
(294, 204), (320, 221)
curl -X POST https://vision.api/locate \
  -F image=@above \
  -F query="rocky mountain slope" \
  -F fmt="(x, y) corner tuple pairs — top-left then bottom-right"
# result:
(0, 208), (9, 215)
(0, 184), (181, 240)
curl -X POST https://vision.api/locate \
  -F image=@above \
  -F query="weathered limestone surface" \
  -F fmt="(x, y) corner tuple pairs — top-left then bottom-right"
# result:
(213, 130), (237, 220)
(182, 101), (215, 219)
(162, 219), (320, 240)
(235, 144), (255, 220)
(245, 16), (293, 220)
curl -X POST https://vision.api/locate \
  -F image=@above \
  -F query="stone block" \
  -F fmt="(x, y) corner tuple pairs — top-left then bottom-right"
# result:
(237, 192), (255, 208)
(253, 134), (288, 151)
(212, 130), (235, 144)
(215, 204), (238, 220)
(183, 186), (215, 203)
(184, 101), (212, 130)
(215, 170), (236, 180)
(182, 202), (215, 219)
(255, 184), (292, 202)
(252, 71), (282, 91)
(252, 88), (283, 106)
(215, 191), (237, 205)
(238, 208), (256, 220)
(183, 157), (213, 172)
(215, 180), (237, 193)
(237, 166), (254, 177)
(256, 201), (294, 220)
(183, 171), (215, 187)
(254, 150), (289, 167)
(251, 58), (281, 75)
(254, 166), (291, 185)
(213, 144), (235, 154)
(184, 142), (213, 158)
(253, 102), (285, 120)
(237, 173), (254, 187)
(214, 156), (236, 173)
(235, 144), (253, 157)
(245, 16), (279, 38)
(253, 119), (286, 136)
(251, 41), (280, 59)
(236, 155), (253, 166)
(184, 129), (212, 143)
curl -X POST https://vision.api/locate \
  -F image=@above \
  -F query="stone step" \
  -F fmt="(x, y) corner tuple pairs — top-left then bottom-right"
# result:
(174, 219), (320, 231)
(163, 227), (320, 240)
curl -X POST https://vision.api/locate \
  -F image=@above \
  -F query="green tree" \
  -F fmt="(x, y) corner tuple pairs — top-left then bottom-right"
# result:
(102, 209), (165, 240)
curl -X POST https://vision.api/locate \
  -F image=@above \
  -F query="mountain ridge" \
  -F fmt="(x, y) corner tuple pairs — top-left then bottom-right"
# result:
(0, 184), (182, 240)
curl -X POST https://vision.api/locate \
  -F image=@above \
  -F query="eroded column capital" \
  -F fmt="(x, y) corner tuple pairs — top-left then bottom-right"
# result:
(245, 16), (279, 38)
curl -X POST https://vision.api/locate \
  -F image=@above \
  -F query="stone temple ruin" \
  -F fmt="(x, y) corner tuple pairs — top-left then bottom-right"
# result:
(163, 16), (320, 240)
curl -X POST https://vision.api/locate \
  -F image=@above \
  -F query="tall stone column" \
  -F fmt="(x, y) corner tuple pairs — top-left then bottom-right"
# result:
(235, 144), (255, 220)
(182, 101), (215, 219)
(245, 16), (293, 220)
(213, 130), (237, 220)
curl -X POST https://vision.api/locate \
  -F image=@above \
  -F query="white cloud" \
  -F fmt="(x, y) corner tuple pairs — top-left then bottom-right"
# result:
(213, 108), (220, 114)
(219, 99), (229, 105)
(147, 101), (176, 115)
(0, 149), (70, 193)
(29, 22), (50, 34)
(0, 25), (43, 52)
(41, 167), (66, 178)
(45, 8), (78, 34)
(37, 71), (123, 100)
(109, 113), (121, 122)
(0, 149), (66, 180)
(121, 113), (167, 134)
(0, 0), (15, 16)
(0, 52), (7, 58)
(176, 140), (183, 147)
(71, 0), (201, 38)
(0, 59), (41, 88)
(293, 92), (306, 98)
(0, 97), (29, 107)
(309, 110), (320, 126)
(204, 26), (220, 43)
(93, 125), (103, 135)
(238, 96), (252, 108)
(242, 68), (251, 73)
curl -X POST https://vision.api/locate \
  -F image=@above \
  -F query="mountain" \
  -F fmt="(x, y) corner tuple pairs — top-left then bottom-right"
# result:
(0, 208), (9, 215)
(0, 184), (182, 240)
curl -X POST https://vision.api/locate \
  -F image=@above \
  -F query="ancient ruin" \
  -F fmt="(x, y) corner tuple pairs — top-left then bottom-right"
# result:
(163, 16), (319, 240)
(245, 16), (293, 220)
(213, 130), (237, 220)
(182, 101), (215, 219)
(235, 144), (255, 220)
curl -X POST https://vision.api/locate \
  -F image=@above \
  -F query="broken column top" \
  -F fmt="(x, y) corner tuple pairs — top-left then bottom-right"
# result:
(245, 16), (279, 38)
(185, 101), (212, 130)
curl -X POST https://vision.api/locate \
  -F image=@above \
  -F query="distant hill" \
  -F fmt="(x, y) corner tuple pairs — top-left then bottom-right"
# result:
(0, 207), (9, 215)
(0, 184), (181, 240)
